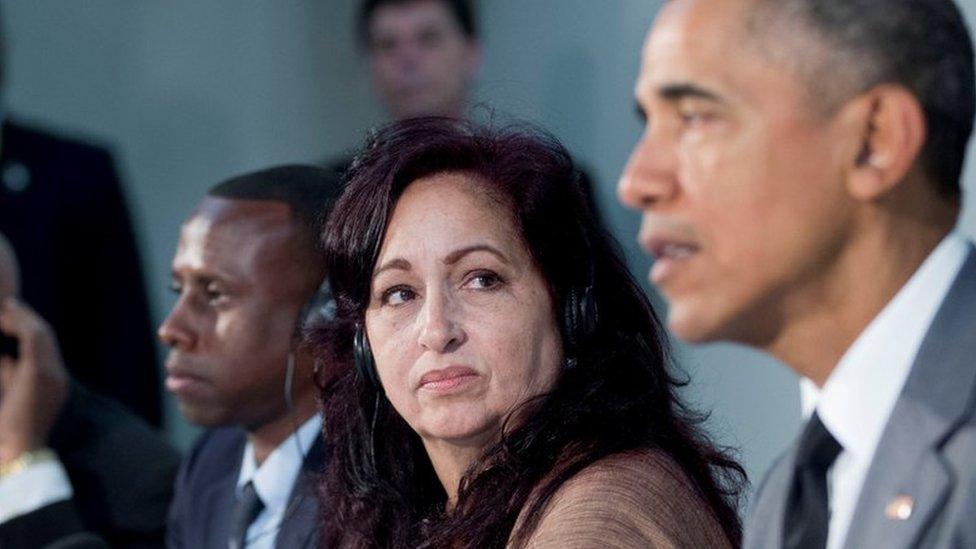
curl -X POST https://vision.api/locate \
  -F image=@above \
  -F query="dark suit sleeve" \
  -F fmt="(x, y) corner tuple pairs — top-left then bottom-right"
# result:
(0, 500), (104, 548)
(55, 147), (161, 427)
(50, 383), (179, 549)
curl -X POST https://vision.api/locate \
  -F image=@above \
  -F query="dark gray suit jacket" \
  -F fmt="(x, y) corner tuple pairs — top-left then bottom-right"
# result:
(166, 426), (325, 549)
(745, 245), (976, 548)
(0, 383), (178, 548)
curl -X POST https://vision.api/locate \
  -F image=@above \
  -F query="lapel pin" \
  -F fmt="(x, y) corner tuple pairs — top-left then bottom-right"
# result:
(885, 495), (914, 521)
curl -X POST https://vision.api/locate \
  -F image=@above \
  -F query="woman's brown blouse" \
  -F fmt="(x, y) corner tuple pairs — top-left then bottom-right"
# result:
(514, 449), (734, 548)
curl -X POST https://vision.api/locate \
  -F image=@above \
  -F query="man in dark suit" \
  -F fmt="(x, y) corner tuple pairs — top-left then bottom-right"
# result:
(162, 166), (343, 549)
(0, 120), (162, 427)
(0, 233), (179, 548)
(619, 0), (976, 547)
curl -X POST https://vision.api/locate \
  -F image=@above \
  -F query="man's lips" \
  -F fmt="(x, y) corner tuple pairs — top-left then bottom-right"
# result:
(417, 365), (480, 393)
(642, 236), (701, 261)
(640, 235), (701, 286)
(165, 362), (208, 393)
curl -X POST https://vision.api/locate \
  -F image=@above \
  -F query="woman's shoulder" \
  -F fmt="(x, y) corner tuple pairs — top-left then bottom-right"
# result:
(518, 449), (732, 548)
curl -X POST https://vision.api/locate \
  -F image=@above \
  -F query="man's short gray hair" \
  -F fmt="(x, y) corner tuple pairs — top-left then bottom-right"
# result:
(748, 0), (975, 196)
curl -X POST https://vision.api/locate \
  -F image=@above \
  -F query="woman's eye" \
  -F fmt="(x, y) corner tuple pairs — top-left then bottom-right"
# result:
(381, 286), (416, 306)
(465, 271), (503, 290)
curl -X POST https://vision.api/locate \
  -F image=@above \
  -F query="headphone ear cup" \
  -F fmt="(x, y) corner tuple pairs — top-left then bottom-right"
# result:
(562, 286), (598, 367)
(578, 286), (598, 340)
(353, 325), (381, 391)
(562, 289), (581, 357)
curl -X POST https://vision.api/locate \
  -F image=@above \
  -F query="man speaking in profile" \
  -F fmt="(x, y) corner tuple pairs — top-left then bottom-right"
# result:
(162, 166), (342, 549)
(619, 0), (976, 547)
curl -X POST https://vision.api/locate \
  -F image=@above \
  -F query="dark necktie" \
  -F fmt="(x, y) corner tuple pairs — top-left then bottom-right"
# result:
(783, 412), (842, 549)
(229, 481), (265, 549)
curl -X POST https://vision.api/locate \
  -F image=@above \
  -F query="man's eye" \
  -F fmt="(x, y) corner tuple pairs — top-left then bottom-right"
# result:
(169, 282), (183, 295)
(372, 36), (397, 54)
(678, 109), (716, 127)
(465, 271), (503, 290)
(418, 29), (444, 48)
(381, 286), (416, 307)
(635, 104), (648, 124)
(204, 283), (228, 305)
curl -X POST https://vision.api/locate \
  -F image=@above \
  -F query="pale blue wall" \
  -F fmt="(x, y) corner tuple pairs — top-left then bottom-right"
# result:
(3, 0), (974, 493)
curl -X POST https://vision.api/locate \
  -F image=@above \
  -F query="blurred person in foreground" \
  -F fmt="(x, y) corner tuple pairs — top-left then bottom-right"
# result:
(314, 117), (745, 548)
(162, 166), (342, 549)
(618, 0), (976, 547)
(0, 233), (178, 548)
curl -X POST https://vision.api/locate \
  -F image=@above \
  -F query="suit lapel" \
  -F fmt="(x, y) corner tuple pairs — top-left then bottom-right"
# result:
(274, 435), (326, 549)
(200, 463), (240, 549)
(843, 246), (976, 549)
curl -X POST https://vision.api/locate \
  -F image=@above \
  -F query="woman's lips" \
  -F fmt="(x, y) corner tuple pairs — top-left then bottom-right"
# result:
(418, 366), (480, 393)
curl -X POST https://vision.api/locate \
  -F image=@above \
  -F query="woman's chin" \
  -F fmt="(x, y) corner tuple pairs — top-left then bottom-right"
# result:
(416, 412), (500, 449)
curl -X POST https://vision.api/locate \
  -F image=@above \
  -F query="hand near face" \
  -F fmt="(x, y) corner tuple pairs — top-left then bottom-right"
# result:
(0, 298), (69, 463)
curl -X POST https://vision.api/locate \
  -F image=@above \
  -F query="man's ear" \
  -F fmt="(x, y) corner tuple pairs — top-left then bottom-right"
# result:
(841, 85), (926, 201)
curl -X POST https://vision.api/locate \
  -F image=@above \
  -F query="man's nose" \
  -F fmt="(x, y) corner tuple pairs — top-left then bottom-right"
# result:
(157, 298), (196, 351)
(617, 129), (679, 211)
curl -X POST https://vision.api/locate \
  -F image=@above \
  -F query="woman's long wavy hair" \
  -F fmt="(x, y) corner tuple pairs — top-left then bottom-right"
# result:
(312, 117), (746, 548)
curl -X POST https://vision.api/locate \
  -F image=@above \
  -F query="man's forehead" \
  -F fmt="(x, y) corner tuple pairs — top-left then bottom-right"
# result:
(191, 196), (292, 226)
(644, 0), (753, 73)
(639, 0), (800, 104)
(173, 197), (297, 273)
(372, 0), (459, 35)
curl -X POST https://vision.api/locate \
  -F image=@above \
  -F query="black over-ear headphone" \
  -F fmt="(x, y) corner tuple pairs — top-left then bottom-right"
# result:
(282, 278), (337, 459)
(297, 279), (337, 332)
(353, 324), (382, 391)
(291, 278), (337, 396)
(561, 282), (598, 369)
(352, 273), (598, 391)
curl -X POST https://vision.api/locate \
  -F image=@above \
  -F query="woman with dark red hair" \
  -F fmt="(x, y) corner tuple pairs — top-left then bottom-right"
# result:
(313, 117), (744, 548)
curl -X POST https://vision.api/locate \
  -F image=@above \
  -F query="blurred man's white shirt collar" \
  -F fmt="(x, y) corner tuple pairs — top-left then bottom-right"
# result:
(799, 231), (969, 549)
(234, 413), (322, 549)
(0, 456), (72, 523)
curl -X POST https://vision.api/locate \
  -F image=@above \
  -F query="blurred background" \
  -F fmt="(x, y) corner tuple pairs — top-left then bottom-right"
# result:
(3, 0), (974, 488)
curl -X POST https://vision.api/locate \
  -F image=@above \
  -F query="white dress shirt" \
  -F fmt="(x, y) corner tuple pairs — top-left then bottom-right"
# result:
(234, 413), (322, 549)
(0, 456), (72, 523)
(800, 232), (969, 549)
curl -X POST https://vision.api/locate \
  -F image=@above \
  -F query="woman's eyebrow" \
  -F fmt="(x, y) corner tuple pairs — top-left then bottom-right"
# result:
(443, 244), (509, 266)
(372, 257), (412, 280)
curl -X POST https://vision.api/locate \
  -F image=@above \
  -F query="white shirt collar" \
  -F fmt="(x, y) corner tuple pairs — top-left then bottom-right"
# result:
(236, 414), (323, 514)
(800, 232), (969, 460)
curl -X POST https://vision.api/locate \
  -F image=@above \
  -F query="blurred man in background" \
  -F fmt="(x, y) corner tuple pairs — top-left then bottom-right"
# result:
(360, 0), (480, 121)
(325, 0), (481, 181)
(332, 0), (603, 221)
(619, 0), (976, 547)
